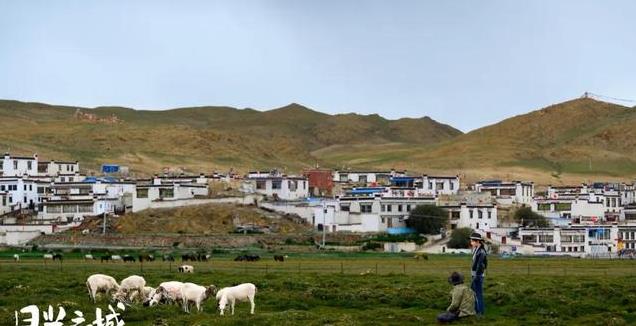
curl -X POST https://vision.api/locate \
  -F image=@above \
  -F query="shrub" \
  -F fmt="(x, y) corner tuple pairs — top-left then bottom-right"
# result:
(406, 205), (448, 235)
(447, 228), (473, 249)
(514, 207), (550, 227)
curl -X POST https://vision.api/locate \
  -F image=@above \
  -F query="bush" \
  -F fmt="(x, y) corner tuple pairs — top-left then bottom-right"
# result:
(362, 241), (383, 251)
(406, 205), (448, 235)
(447, 228), (473, 249)
(514, 207), (550, 227)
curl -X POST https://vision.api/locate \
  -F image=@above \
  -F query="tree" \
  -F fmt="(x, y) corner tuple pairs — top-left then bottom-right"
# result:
(406, 205), (449, 235)
(514, 207), (550, 227)
(447, 227), (473, 249)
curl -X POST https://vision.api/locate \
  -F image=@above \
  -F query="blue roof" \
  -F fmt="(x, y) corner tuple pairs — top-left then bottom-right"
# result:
(349, 187), (384, 194)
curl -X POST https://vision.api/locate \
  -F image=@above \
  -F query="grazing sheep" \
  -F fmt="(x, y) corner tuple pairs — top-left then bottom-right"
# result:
(122, 255), (136, 262)
(100, 255), (112, 262)
(84, 254), (95, 260)
(13, 254), (19, 261)
(273, 255), (285, 262)
(178, 265), (194, 273)
(111, 255), (123, 262)
(148, 281), (185, 307)
(131, 286), (155, 303)
(216, 283), (257, 316)
(86, 274), (120, 303)
(180, 282), (216, 313)
(113, 275), (146, 303)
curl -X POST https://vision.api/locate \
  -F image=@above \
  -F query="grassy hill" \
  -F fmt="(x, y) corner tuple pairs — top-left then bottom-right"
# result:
(0, 100), (461, 175)
(2, 97), (635, 184)
(317, 98), (636, 184)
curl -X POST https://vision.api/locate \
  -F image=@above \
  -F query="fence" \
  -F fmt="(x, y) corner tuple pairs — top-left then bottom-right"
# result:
(3, 257), (636, 277)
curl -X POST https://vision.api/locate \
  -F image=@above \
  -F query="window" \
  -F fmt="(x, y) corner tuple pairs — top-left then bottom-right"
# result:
(360, 203), (372, 213)
(537, 203), (551, 211)
(0, 185), (4, 191)
(359, 175), (368, 184)
(436, 182), (444, 190)
(23, 196), (27, 203)
(340, 174), (348, 182)
(450, 182), (455, 190)
(538, 234), (554, 243)
(387, 205), (392, 212)
(406, 205), (411, 212)
(469, 210), (474, 219)
(78, 204), (93, 213)
(340, 204), (350, 212)
(554, 203), (571, 211)
(137, 188), (149, 198)
(13, 161), (17, 169)
(24, 185), (27, 191)
(63, 205), (77, 213)
(288, 180), (297, 191)
(159, 188), (174, 198)
(381, 204), (386, 212)
(27, 161), (32, 170)
(256, 180), (266, 190)
(47, 205), (61, 213)
(272, 181), (282, 189)
(29, 185), (32, 191)
(9, 196), (12, 203)
(1, 196), (5, 206)
(398, 205), (403, 212)
(478, 210), (483, 219)
(428, 182), (433, 189)
(487, 211), (492, 219)
(451, 211), (460, 219)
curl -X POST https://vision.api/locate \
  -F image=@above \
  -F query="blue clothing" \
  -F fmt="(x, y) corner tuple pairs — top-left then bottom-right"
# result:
(471, 275), (485, 315)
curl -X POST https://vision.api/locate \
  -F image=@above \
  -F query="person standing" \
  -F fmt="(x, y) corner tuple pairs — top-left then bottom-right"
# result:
(470, 232), (487, 315)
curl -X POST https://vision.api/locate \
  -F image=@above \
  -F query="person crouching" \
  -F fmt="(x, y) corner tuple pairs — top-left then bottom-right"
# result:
(437, 272), (476, 323)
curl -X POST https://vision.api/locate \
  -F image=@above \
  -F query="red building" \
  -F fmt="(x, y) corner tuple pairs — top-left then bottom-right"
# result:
(303, 168), (334, 197)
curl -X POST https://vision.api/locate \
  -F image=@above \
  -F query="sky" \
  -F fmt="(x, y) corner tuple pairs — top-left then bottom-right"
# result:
(1, 1), (635, 132)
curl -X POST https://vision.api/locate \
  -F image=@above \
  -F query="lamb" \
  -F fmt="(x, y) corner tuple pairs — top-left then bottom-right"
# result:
(147, 281), (185, 307)
(216, 283), (257, 316)
(178, 265), (194, 273)
(86, 274), (120, 303)
(113, 275), (146, 303)
(180, 282), (216, 313)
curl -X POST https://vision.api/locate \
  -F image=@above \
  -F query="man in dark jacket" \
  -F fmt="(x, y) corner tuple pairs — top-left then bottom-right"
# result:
(437, 272), (476, 323)
(470, 232), (488, 315)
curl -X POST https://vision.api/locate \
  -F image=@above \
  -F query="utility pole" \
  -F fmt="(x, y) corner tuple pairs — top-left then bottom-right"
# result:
(322, 202), (327, 248)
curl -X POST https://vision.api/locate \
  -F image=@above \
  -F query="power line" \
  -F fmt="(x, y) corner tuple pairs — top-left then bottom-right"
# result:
(582, 92), (636, 104)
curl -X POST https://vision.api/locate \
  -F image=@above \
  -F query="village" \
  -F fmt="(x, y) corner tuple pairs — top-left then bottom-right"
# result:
(1, 152), (635, 259)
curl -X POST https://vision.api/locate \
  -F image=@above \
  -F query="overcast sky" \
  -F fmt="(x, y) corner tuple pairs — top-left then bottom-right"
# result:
(1, 1), (635, 132)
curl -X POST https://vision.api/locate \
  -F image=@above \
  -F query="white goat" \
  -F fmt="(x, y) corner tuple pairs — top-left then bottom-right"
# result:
(216, 283), (256, 316)
(148, 281), (185, 306)
(113, 275), (146, 303)
(180, 282), (216, 313)
(178, 265), (194, 273)
(86, 274), (120, 303)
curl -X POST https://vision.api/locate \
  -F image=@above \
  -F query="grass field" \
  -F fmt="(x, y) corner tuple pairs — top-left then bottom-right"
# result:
(1, 253), (636, 325)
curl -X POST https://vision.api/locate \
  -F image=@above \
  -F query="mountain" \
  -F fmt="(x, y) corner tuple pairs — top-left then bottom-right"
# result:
(0, 100), (461, 175)
(318, 97), (636, 183)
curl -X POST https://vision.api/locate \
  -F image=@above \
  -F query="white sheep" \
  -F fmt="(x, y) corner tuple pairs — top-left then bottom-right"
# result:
(113, 275), (146, 303)
(111, 255), (123, 262)
(13, 254), (19, 261)
(86, 274), (120, 303)
(84, 254), (95, 260)
(180, 282), (216, 313)
(178, 265), (194, 273)
(131, 286), (155, 303)
(148, 281), (185, 306)
(43, 254), (53, 260)
(216, 283), (257, 316)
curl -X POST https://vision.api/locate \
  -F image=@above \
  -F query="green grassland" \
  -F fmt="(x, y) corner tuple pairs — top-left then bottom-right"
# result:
(1, 253), (636, 325)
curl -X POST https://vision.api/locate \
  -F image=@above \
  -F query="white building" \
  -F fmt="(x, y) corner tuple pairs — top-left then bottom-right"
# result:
(419, 175), (460, 196)
(247, 176), (309, 201)
(0, 177), (39, 211)
(312, 194), (436, 233)
(1, 153), (38, 177)
(132, 177), (209, 212)
(38, 160), (80, 177)
(332, 169), (406, 185)
(533, 183), (631, 224)
(519, 224), (636, 257)
(442, 203), (498, 231)
(474, 180), (534, 206)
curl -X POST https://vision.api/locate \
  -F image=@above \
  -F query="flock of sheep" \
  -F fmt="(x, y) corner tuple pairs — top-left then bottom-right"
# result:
(86, 271), (256, 315)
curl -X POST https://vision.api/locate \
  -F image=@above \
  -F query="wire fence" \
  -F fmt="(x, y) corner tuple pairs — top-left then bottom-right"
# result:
(3, 258), (636, 277)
